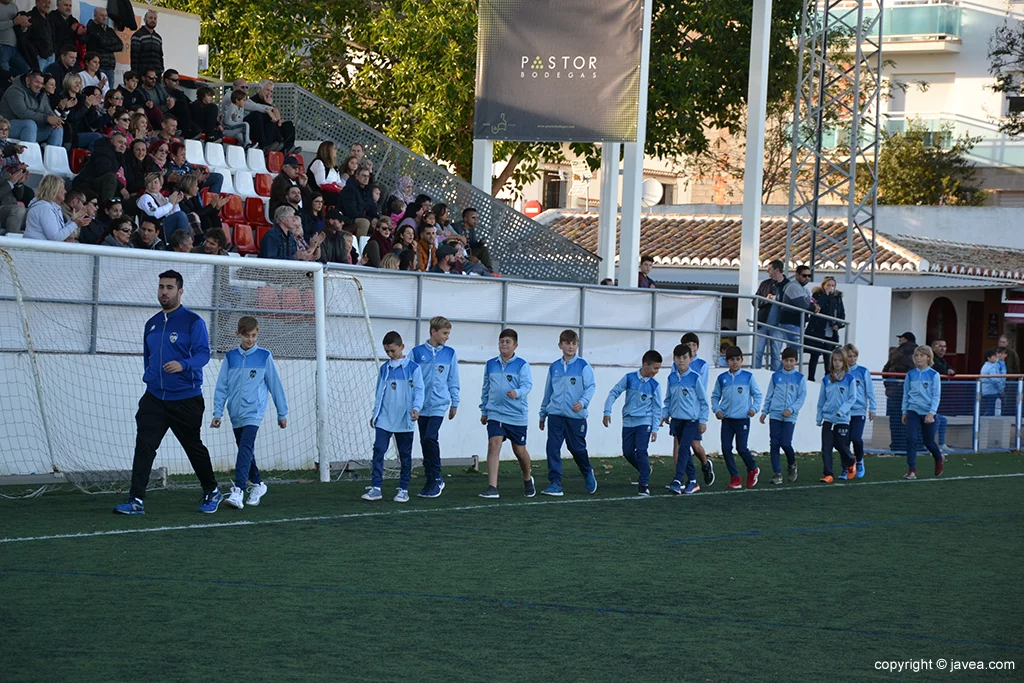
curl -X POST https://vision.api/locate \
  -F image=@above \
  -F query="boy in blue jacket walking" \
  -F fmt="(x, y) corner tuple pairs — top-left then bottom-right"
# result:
(539, 329), (597, 496)
(759, 347), (806, 485)
(212, 317), (288, 510)
(902, 345), (944, 480)
(410, 316), (460, 499)
(816, 349), (857, 483)
(479, 329), (535, 499)
(845, 343), (877, 478)
(603, 350), (663, 496)
(676, 332), (714, 486)
(661, 344), (708, 495)
(364, 331), (425, 503)
(712, 346), (763, 489)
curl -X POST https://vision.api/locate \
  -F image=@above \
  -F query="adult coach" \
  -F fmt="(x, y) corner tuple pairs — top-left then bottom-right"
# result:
(114, 270), (222, 515)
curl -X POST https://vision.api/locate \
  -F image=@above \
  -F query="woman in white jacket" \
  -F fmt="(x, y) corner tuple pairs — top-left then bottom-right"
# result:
(24, 175), (90, 241)
(136, 172), (189, 240)
(308, 141), (343, 207)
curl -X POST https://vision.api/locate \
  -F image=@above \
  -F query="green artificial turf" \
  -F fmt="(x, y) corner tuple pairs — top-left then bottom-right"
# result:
(1, 452), (1022, 682)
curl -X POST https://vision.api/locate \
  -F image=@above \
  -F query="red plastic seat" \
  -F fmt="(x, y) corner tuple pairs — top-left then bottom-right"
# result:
(254, 173), (273, 197)
(220, 194), (243, 223)
(223, 136), (238, 145)
(233, 224), (257, 255)
(266, 151), (284, 174)
(70, 149), (90, 174)
(245, 197), (270, 226)
(255, 224), (273, 248)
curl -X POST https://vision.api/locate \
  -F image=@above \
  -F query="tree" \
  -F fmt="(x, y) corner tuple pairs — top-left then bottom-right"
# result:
(869, 120), (985, 206)
(989, 18), (1024, 137)
(162, 0), (804, 195)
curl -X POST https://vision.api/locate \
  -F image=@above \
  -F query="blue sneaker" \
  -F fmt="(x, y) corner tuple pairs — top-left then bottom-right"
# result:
(856, 460), (865, 478)
(584, 470), (598, 494)
(113, 497), (145, 515)
(523, 476), (536, 498)
(683, 481), (701, 495)
(838, 470), (848, 481)
(541, 482), (564, 497)
(668, 480), (682, 495)
(418, 481), (442, 498)
(198, 489), (223, 514)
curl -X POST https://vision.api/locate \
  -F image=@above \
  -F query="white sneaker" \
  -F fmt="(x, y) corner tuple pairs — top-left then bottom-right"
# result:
(247, 482), (267, 506)
(361, 486), (382, 501)
(225, 486), (245, 509)
(940, 444), (952, 455)
(394, 488), (410, 503)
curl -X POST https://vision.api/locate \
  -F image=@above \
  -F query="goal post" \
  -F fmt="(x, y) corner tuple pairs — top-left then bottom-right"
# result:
(0, 237), (378, 494)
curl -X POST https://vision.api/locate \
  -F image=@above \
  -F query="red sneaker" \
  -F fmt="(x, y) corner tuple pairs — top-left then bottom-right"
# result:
(727, 476), (742, 490)
(934, 457), (944, 477)
(746, 467), (760, 488)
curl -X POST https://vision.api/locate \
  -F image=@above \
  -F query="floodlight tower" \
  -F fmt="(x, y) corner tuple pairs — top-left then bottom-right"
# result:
(784, 0), (884, 284)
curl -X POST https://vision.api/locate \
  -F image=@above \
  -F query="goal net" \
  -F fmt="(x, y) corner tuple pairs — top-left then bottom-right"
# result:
(0, 238), (379, 496)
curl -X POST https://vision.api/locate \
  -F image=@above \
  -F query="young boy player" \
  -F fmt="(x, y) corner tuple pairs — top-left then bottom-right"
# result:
(479, 329), (535, 499)
(759, 347), (806, 484)
(603, 350), (663, 496)
(411, 316), (460, 498)
(364, 331), (424, 503)
(712, 346), (763, 489)
(676, 333), (715, 486)
(212, 316), (288, 509)
(662, 344), (708, 495)
(539, 329), (597, 496)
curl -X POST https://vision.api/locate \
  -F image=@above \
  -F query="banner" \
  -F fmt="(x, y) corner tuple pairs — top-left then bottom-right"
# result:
(474, 0), (644, 142)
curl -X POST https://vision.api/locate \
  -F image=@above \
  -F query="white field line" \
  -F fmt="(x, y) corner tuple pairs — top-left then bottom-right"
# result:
(2, 472), (1022, 545)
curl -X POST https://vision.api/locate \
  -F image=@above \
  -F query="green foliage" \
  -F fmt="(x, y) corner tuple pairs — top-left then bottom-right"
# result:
(989, 18), (1024, 138)
(157, 0), (367, 95)
(162, 0), (803, 194)
(871, 120), (985, 206)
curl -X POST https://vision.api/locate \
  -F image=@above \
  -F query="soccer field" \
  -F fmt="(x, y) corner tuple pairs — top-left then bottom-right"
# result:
(2, 452), (1023, 682)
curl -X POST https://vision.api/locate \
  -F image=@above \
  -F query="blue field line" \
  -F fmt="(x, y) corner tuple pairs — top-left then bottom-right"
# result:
(2, 471), (1023, 545)
(1, 566), (1022, 652)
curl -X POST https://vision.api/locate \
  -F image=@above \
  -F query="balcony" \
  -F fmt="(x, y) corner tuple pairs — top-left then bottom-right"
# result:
(879, 1), (962, 54)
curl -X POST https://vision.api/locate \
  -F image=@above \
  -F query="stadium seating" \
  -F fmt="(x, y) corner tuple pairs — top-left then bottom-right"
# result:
(234, 171), (258, 198)
(220, 194), (244, 224)
(245, 197), (271, 226)
(204, 143), (227, 168)
(70, 149), (90, 174)
(185, 140), (207, 167)
(43, 146), (74, 179)
(266, 151), (284, 173)
(212, 169), (236, 195)
(233, 223), (257, 255)
(19, 142), (46, 175)
(254, 173), (273, 197)
(247, 148), (270, 174)
(225, 145), (248, 172)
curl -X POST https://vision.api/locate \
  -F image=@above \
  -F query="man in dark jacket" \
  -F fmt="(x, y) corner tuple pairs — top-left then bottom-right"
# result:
(338, 166), (378, 236)
(269, 155), (310, 217)
(259, 206), (299, 261)
(44, 42), (76, 84)
(71, 132), (127, 205)
(130, 9), (162, 77)
(84, 7), (121, 84)
(47, 0), (83, 66)
(319, 211), (358, 265)
(0, 165), (30, 233)
(753, 260), (783, 369)
(23, 0), (55, 71)
(0, 71), (64, 146)
(896, 332), (918, 368)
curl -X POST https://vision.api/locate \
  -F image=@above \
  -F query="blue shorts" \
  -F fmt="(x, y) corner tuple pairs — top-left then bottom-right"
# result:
(669, 418), (702, 443)
(487, 420), (527, 445)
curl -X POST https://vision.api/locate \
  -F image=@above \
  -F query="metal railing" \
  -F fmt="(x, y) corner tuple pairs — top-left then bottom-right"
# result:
(239, 83), (601, 284)
(870, 374), (1023, 453)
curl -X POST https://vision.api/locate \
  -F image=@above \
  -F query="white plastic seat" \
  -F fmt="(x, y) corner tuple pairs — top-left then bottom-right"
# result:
(246, 147), (270, 174)
(18, 142), (46, 175)
(225, 145), (248, 171)
(43, 145), (73, 178)
(233, 170), (257, 197)
(204, 142), (226, 168)
(211, 168), (235, 194)
(185, 139), (207, 166)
